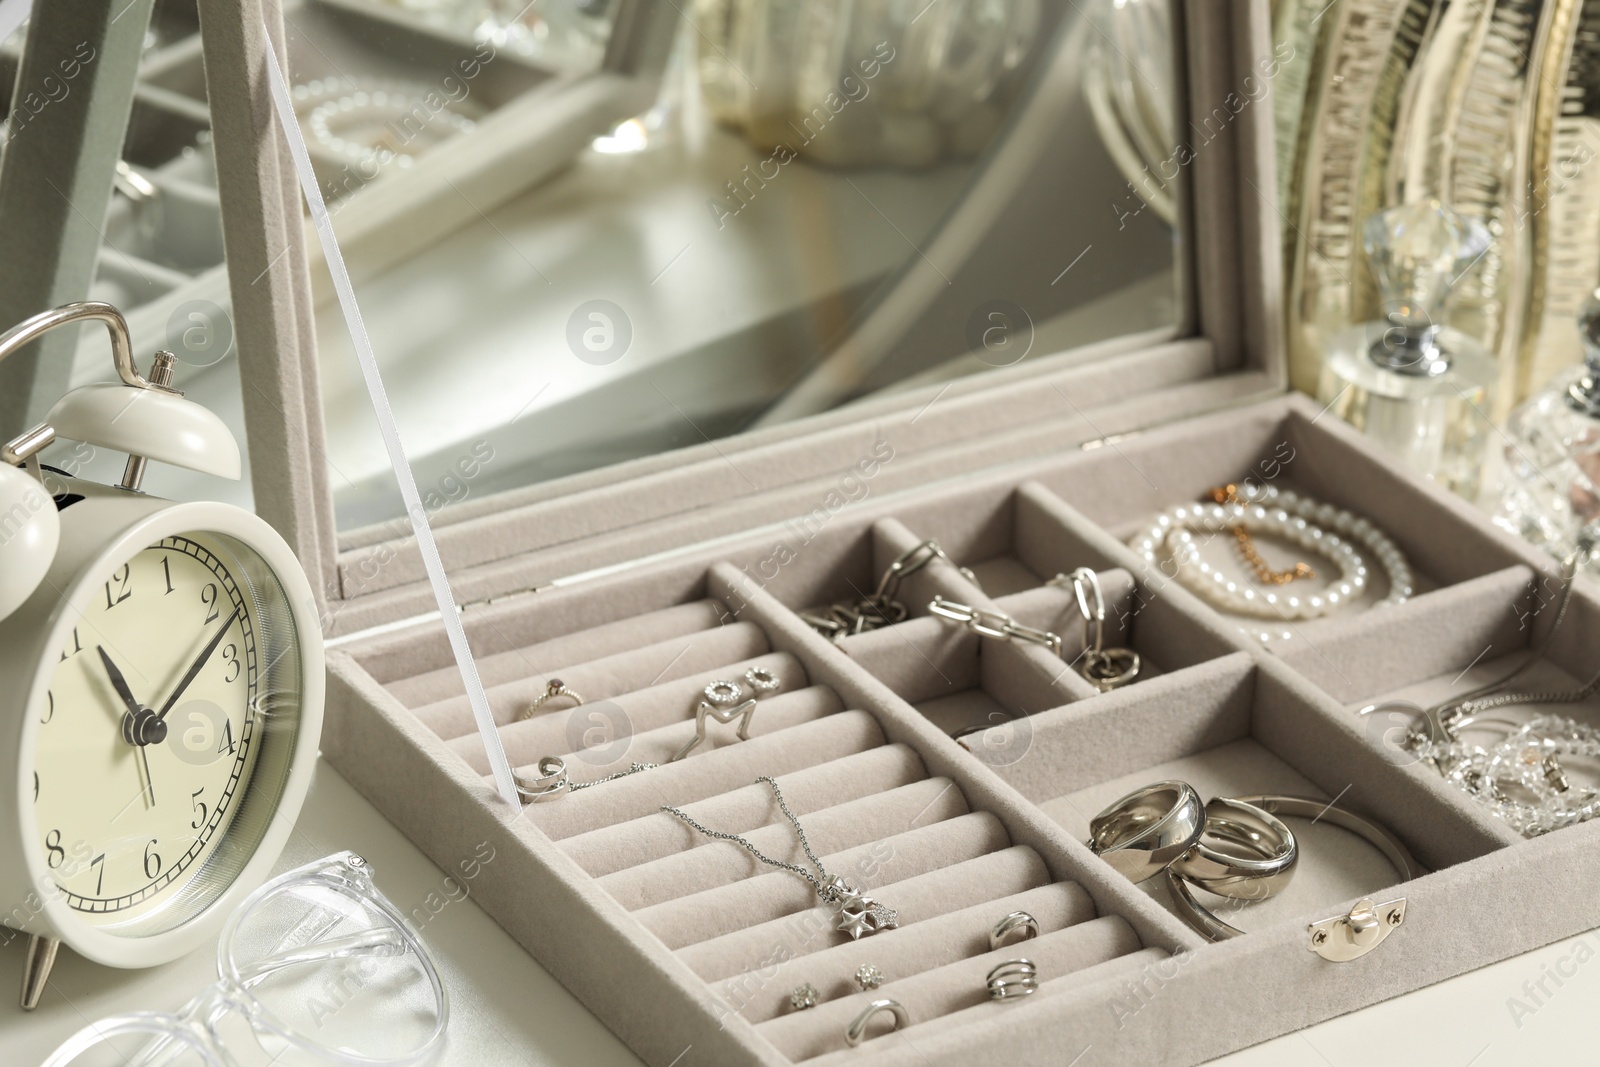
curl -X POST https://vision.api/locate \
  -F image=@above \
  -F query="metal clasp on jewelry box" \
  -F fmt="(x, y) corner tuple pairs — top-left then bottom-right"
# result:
(1307, 897), (1406, 962)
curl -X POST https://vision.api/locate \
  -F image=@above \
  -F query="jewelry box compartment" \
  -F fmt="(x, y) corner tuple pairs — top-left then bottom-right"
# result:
(822, 488), (1247, 708)
(1012, 394), (1542, 651)
(325, 558), (1208, 1065)
(992, 650), (1504, 936)
(318, 397), (1600, 1066)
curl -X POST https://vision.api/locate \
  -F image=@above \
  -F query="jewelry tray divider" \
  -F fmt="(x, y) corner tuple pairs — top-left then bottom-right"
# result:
(321, 396), (1600, 1066)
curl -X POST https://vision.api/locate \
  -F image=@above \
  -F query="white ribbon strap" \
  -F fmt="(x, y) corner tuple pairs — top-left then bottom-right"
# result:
(259, 24), (519, 806)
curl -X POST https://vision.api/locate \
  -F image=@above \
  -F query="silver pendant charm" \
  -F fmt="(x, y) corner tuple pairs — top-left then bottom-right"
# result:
(823, 877), (899, 940)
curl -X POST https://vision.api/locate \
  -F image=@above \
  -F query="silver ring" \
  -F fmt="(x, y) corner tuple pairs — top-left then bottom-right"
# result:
(845, 998), (909, 1047)
(513, 755), (569, 802)
(670, 695), (760, 762)
(518, 678), (584, 721)
(985, 958), (1038, 1000)
(703, 679), (744, 706)
(989, 910), (1040, 950)
(743, 666), (780, 694)
(1088, 780), (1206, 883)
(1166, 794), (1419, 941)
(1170, 797), (1299, 900)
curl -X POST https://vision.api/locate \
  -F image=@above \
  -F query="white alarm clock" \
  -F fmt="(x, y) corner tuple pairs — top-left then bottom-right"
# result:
(0, 303), (323, 1009)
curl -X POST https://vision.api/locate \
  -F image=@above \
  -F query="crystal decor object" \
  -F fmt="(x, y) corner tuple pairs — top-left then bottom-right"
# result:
(1317, 200), (1498, 497)
(1495, 292), (1600, 572)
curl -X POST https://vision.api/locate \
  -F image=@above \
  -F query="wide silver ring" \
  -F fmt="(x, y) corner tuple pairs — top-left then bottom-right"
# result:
(989, 910), (1040, 950)
(1166, 794), (1419, 941)
(1170, 797), (1299, 900)
(513, 755), (569, 802)
(845, 998), (909, 1047)
(1088, 780), (1206, 883)
(985, 958), (1038, 1000)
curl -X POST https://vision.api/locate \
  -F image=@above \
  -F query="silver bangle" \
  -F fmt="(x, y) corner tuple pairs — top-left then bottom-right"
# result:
(512, 755), (569, 802)
(1087, 780), (1206, 883)
(1169, 797), (1299, 900)
(986, 958), (1038, 1000)
(989, 910), (1040, 950)
(845, 998), (909, 1047)
(1166, 794), (1419, 941)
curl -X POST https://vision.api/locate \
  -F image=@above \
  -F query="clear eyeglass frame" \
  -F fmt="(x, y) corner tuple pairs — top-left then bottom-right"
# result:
(43, 851), (449, 1067)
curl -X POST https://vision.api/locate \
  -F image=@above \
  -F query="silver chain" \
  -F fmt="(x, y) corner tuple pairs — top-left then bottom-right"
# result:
(661, 776), (832, 896)
(1437, 540), (1596, 719)
(928, 595), (1063, 656)
(570, 761), (658, 791)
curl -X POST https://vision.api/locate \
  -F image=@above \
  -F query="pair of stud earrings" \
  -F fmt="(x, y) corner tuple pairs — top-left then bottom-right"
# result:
(789, 964), (884, 1011)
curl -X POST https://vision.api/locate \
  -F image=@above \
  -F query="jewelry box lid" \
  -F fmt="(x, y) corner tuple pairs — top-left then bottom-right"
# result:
(199, 0), (1286, 636)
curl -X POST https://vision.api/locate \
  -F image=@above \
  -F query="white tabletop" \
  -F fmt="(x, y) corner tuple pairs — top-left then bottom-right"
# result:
(3, 757), (1594, 1066)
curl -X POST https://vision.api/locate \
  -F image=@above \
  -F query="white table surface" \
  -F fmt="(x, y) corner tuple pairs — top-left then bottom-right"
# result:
(3, 756), (1595, 1067)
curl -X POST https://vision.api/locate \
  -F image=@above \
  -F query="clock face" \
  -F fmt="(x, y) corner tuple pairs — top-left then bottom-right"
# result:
(29, 532), (305, 934)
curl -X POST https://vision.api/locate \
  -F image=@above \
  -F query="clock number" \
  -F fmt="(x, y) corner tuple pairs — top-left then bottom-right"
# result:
(190, 787), (208, 831)
(201, 582), (220, 624)
(44, 829), (64, 869)
(104, 563), (132, 610)
(143, 839), (162, 880)
(161, 556), (175, 595)
(41, 690), (52, 724)
(59, 628), (82, 661)
(217, 719), (236, 756)
(91, 853), (105, 895)
(33, 772), (38, 802)
(222, 643), (240, 684)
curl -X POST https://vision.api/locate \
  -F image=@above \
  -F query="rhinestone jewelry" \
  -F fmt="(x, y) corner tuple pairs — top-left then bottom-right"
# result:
(1130, 482), (1412, 640)
(1414, 714), (1600, 837)
(662, 776), (899, 940)
(854, 964), (885, 991)
(671, 671), (781, 763)
(789, 983), (820, 1011)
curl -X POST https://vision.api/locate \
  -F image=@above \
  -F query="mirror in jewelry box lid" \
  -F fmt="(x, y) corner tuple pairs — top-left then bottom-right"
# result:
(166, 0), (1286, 632)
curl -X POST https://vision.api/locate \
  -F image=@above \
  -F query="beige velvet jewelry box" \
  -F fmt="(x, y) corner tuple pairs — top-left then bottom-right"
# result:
(198, 1), (1600, 1063)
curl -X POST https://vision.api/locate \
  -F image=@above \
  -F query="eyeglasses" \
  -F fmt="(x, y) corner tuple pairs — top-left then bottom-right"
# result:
(44, 852), (448, 1067)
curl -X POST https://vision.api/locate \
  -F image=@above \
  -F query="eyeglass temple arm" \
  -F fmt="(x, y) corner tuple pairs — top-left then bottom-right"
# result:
(232, 925), (409, 986)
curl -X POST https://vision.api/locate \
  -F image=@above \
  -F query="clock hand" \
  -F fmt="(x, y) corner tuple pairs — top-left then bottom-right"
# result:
(154, 606), (241, 724)
(96, 647), (156, 807)
(135, 744), (155, 808)
(96, 646), (143, 721)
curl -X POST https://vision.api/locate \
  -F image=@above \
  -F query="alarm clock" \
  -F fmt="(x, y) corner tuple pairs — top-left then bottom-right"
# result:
(0, 302), (323, 1010)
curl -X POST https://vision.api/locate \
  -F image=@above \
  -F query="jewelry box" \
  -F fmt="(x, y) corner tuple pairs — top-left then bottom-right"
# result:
(184, 1), (1600, 1063)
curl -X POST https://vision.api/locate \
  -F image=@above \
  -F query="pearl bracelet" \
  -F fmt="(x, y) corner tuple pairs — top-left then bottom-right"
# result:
(1131, 483), (1412, 633)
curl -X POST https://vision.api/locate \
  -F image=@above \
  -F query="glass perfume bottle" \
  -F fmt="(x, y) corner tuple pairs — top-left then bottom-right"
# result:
(1495, 293), (1600, 570)
(1317, 201), (1497, 497)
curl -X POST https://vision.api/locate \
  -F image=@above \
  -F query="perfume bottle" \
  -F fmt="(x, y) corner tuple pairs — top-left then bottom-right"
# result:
(1317, 201), (1497, 497)
(1495, 293), (1600, 569)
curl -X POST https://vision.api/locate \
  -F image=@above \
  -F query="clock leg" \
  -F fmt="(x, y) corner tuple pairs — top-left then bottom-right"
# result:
(20, 934), (58, 1011)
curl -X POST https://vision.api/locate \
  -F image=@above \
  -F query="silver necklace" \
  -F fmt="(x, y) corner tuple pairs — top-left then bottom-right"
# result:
(662, 776), (899, 940)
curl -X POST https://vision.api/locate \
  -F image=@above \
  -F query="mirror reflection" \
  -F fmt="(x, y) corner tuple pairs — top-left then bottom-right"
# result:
(0, 1), (248, 510)
(0, 0), (1182, 538)
(314, 0), (1182, 529)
